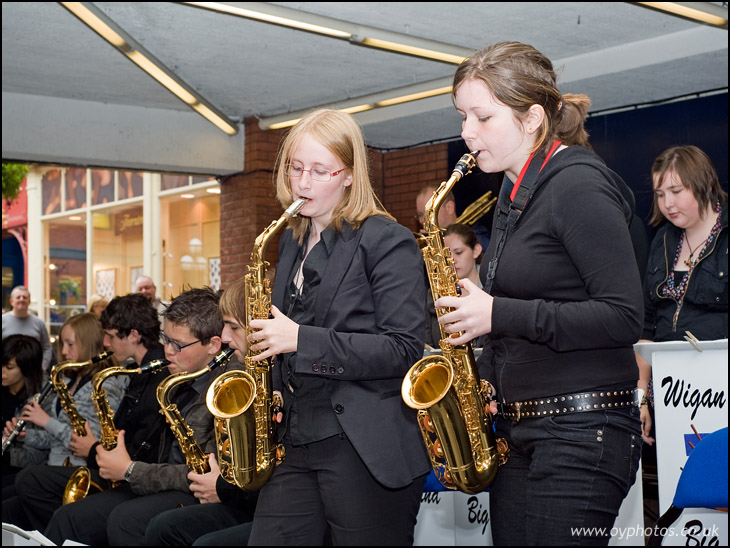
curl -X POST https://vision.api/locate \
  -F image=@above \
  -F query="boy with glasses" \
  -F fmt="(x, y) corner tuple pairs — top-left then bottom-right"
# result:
(42, 287), (229, 546)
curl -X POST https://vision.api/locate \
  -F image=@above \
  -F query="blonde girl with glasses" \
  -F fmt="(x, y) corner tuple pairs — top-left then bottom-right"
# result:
(246, 109), (430, 546)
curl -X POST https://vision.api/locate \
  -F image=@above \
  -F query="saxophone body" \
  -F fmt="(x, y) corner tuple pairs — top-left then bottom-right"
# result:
(50, 351), (113, 437)
(157, 349), (234, 474)
(63, 358), (170, 504)
(401, 152), (508, 494)
(206, 199), (305, 491)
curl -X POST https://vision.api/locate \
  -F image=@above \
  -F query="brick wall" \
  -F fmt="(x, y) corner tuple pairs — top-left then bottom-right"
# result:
(379, 143), (449, 233)
(220, 119), (286, 286)
(220, 118), (450, 286)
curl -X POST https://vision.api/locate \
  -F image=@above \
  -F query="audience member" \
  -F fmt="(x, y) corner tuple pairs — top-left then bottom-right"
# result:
(86, 294), (109, 317)
(134, 275), (168, 316)
(2, 286), (54, 371)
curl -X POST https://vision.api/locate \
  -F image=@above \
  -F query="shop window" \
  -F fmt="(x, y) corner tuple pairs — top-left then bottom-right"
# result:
(161, 192), (220, 300)
(161, 173), (189, 191)
(42, 170), (62, 215)
(119, 170), (143, 199)
(92, 169), (115, 205)
(65, 168), (87, 210)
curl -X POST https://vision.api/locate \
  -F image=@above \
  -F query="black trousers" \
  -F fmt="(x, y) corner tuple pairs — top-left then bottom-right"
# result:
(2, 464), (108, 532)
(44, 483), (198, 546)
(248, 434), (426, 546)
(146, 502), (254, 546)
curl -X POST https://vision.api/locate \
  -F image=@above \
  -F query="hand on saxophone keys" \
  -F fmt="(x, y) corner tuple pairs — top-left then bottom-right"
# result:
(96, 429), (132, 482)
(247, 305), (300, 361)
(188, 454), (222, 504)
(70, 421), (98, 458)
(436, 278), (494, 346)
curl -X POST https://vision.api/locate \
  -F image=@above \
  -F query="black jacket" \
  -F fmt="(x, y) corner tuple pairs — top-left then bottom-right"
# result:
(643, 202), (728, 342)
(272, 215), (430, 488)
(479, 146), (643, 402)
(88, 345), (169, 467)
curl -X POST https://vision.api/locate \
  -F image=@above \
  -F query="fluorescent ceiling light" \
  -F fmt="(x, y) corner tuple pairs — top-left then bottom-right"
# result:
(185, 2), (352, 38)
(635, 2), (728, 28)
(183, 2), (473, 64)
(260, 78), (453, 130)
(60, 2), (239, 135)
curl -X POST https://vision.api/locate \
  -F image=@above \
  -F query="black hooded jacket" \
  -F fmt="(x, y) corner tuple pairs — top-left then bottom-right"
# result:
(479, 146), (643, 403)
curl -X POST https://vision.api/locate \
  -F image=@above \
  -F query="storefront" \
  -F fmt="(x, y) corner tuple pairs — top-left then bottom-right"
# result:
(25, 165), (220, 337)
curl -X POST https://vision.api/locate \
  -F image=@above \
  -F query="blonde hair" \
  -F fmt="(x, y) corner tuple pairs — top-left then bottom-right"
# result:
(60, 312), (112, 377)
(219, 277), (246, 329)
(87, 294), (109, 315)
(274, 109), (393, 243)
(453, 41), (592, 157)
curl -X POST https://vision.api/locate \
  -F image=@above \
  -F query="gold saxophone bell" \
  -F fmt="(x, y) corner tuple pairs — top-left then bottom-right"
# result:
(403, 152), (508, 494)
(62, 466), (104, 505)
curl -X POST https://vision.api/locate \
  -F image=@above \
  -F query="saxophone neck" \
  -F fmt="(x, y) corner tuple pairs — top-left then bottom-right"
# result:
(423, 151), (480, 233)
(249, 199), (307, 266)
(51, 351), (114, 383)
(157, 349), (234, 406)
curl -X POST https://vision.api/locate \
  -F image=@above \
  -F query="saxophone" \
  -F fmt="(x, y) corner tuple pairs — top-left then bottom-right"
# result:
(206, 198), (306, 490)
(62, 358), (170, 504)
(51, 351), (114, 438)
(157, 348), (235, 474)
(401, 152), (509, 494)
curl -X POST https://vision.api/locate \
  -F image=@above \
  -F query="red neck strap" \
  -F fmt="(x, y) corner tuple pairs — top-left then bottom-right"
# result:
(510, 140), (562, 201)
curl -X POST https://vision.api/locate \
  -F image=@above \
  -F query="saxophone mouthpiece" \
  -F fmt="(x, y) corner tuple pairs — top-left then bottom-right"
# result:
(209, 348), (235, 371)
(470, 150), (480, 158)
(286, 198), (307, 218)
(92, 351), (113, 364)
(139, 359), (170, 374)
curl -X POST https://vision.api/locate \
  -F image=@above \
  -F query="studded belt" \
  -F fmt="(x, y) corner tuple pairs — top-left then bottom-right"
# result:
(498, 389), (640, 423)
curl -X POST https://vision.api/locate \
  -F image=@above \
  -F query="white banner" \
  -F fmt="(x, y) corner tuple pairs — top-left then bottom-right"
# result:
(635, 339), (728, 546)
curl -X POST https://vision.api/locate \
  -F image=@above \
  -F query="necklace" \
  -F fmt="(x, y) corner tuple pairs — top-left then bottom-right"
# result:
(683, 232), (708, 267)
(662, 203), (723, 304)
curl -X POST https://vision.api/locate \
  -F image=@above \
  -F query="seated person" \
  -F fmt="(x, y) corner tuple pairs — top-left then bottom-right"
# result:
(42, 287), (229, 546)
(3, 293), (167, 531)
(146, 277), (258, 547)
(3, 335), (49, 494)
(4, 313), (122, 470)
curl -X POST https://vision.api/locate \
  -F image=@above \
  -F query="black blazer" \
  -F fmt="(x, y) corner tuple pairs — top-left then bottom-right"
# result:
(272, 215), (430, 488)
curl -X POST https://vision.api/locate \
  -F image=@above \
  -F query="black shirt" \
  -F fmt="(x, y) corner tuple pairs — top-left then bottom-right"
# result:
(279, 227), (343, 445)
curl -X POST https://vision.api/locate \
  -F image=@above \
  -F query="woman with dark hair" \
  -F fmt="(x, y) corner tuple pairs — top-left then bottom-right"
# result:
(637, 145), (727, 444)
(3, 335), (48, 485)
(436, 42), (643, 545)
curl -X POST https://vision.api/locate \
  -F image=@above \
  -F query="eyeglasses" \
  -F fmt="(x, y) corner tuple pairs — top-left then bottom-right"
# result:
(288, 164), (347, 183)
(159, 331), (201, 353)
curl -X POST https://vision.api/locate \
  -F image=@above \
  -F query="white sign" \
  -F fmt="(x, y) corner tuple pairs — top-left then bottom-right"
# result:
(635, 339), (728, 546)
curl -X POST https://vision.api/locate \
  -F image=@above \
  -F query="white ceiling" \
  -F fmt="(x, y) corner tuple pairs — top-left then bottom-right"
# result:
(2, 2), (728, 174)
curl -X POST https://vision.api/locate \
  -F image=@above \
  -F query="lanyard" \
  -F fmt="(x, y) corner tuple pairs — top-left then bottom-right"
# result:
(510, 140), (562, 202)
(484, 140), (562, 293)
